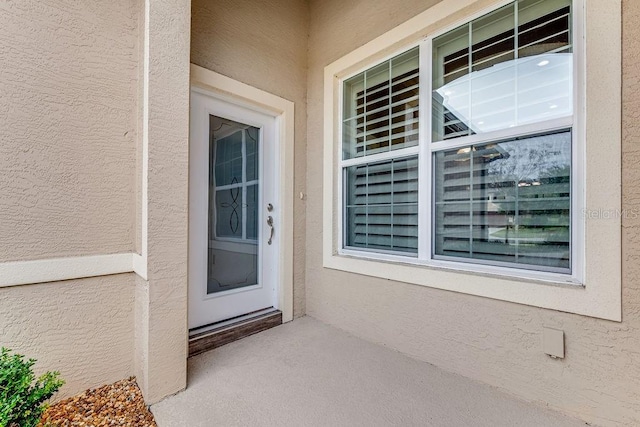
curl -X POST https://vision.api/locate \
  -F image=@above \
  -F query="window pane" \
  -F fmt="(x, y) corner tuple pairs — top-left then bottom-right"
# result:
(432, 0), (572, 142)
(518, 0), (572, 59)
(211, 121), (259, 242)
(215, 131), (243, 186)
(215, 187), (243, 239)
(208, 116), (259, 295)
(345, 157), (419, 253)
(246, 184), (258, 240)
(434, 130), (571, 271)
(343, 47), (419, 159)
(472, 5), (515, 72)
(246, 127), (259, 182)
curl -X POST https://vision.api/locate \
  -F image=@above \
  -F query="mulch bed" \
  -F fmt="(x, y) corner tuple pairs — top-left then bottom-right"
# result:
(38, 377), (157, 427)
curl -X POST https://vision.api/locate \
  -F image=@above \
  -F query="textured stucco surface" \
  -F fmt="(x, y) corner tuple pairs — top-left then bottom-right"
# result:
(0, 0), (138, 262)
(305, 1), (640, 426)
(0, 274), (135, 400)
(0, 0), (188, 407)
(153, 317), (584, 426)
(133, 0), (192, 404)
(191, 0), (309, 318)
(0, 0), (139, 403)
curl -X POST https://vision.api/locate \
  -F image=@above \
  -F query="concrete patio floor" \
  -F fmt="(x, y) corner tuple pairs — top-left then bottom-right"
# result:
(151, 316), (586, 427)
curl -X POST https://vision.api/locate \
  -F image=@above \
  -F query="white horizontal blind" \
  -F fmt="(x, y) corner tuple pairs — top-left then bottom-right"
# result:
(343, 48), (420, 159)
(342, 48), (420, 253)
(345, 157), (419, 253)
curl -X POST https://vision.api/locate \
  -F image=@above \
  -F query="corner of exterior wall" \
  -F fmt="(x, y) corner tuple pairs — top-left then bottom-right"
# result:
(133, 0), (191, 404)
(134, 0), (146, 256)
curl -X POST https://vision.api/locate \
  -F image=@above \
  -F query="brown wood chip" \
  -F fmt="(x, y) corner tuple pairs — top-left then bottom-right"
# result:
(39, 377), (157, 427)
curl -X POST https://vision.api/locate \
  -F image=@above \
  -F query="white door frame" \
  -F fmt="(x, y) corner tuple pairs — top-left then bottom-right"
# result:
(190, 64), (294, 323)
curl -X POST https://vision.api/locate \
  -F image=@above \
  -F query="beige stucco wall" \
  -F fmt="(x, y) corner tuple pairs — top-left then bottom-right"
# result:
(0, 0), (138, 399)
(191, 0), (309, 317)
(0, 274), (135, 400)
(0, 0), (138, 262)
(133, 0), (191, 404)
(0, 0), (190, 405)
(305, 1), (640, 426)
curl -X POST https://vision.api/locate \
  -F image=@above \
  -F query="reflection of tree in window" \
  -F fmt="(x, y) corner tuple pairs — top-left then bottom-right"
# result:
(434, 131), (571, 269)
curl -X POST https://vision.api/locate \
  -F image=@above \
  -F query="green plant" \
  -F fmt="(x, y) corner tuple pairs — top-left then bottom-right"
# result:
(0, 348), (64, 427)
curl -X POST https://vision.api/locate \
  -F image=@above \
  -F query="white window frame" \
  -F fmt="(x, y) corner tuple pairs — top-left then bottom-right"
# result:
(323, 0), (621, 321)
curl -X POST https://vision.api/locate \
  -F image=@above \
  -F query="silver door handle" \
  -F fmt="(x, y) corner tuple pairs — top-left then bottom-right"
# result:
(267, 216), (274, 245)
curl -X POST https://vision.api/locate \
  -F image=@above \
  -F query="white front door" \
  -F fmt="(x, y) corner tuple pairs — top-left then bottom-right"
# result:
(189, 88), (279, 330)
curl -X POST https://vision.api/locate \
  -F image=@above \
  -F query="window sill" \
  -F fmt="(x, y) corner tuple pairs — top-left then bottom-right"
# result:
(338, 248), (581, 287)
(324, 251), (620, 321)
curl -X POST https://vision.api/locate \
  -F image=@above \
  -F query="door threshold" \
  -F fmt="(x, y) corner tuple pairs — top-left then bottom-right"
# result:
(188, 308), (282, 357)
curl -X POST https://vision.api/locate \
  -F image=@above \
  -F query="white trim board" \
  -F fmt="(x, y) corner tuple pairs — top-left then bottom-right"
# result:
(190, 64), (295, 324)
(135, 0), (151, 283)
(132, 253), (147, 280)
(0, 253), (136, 288)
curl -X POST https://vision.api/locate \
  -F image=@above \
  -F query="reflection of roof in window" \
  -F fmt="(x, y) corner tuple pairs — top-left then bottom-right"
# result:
(435, 53), (572, 135)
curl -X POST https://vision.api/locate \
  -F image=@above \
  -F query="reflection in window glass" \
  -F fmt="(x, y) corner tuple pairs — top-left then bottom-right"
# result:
(246, 128), (259, 182)
(210, 124), (260, 242)
(246, 184), (258, 240)
(434, 130), (571, 271)
(215, 186), (244, 238)
(207, 116), (260, 294)
(432, 0), (572, 141)
(215, 131), (243, 186)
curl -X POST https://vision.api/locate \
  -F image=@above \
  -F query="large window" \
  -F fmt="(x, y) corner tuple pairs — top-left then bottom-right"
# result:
(326, 0), (622, 320)
(341, 0), (574, 274)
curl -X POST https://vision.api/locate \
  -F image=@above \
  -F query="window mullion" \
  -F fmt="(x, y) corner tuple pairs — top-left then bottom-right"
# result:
(365, 164), (369, 248)
(514, 1), (519, 60)
(418, 39), (432, 261)
(430, 116), (574, 152)
(571, 0), (585, 280)
(514, 1), (519, 127)
(363, 70), (367, 158)
(340, 145), (419, 168)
